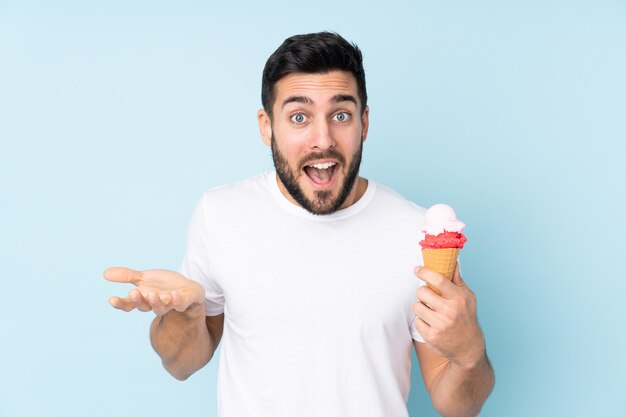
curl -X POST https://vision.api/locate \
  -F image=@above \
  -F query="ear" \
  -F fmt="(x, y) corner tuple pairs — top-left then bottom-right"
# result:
(360, 105), (370, 143)
(258, 109), (272, 147)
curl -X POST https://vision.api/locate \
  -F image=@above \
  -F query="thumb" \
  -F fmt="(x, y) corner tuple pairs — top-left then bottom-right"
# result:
(104, 267), (141, 284)
(451, 262), (465, 287)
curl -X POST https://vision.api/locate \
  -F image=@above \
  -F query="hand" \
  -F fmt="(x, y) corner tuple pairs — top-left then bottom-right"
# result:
(413, 264), (486, 369)
(104, 267), (205, 317)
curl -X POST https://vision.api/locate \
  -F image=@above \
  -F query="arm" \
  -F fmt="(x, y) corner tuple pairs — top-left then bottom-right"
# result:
(105, 267), (223, 380)
(151, 308), (224, 380)
(414, 341), (493, 417)
(412, 265), (495, 417)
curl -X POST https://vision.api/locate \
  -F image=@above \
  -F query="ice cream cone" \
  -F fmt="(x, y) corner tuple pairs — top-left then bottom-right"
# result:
(421, 247), (459, 295)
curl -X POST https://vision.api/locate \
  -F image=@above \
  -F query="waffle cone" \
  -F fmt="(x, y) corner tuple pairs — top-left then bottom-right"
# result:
(421, 248), (460, 295)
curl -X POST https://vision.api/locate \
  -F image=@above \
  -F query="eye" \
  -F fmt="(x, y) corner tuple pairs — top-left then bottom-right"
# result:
(290, 113), (308, 124)
(333, 111), (351, 122)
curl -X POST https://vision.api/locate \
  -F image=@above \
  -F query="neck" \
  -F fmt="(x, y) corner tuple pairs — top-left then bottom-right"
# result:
(342, 176), (368, 209)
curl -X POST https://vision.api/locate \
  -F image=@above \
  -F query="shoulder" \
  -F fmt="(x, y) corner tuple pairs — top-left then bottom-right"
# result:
(198, 172), (272, 207)
(203, 172), (271, 198)
(189, 173), (274, 228)
(369, 180), (427, 218)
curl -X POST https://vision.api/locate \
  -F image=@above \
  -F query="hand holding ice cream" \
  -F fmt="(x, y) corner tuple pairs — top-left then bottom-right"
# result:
(413, 204), (491, 377)
(419, 204), (467, 295)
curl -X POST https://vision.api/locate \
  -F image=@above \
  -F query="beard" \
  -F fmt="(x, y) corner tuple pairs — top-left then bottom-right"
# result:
(271, 134), (363, 215)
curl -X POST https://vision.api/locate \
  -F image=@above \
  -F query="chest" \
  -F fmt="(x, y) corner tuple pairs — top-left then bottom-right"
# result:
(210, 217), (422, 337)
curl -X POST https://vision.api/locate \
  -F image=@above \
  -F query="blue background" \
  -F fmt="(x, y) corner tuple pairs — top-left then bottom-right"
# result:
(1, 1), (625, 416)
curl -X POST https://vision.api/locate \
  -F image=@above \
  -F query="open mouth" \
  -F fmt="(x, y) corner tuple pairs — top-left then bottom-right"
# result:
(303, 161), (339, 188)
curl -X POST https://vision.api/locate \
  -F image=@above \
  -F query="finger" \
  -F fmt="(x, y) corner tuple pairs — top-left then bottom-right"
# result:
(129, 289), (152, 312)
(171, 290), (190, 312)
(129, 288), (144, 303)
(158, 292), (176, 315)
(103, 267), (142, 285)
(108, 296), (136, 312)
(152, 292), (179, 316)
(138, 291), (163, 316)
(413, 316), (432, 341)
(173, 283), (205, 312)
(417, 285), (445, 311)
(159, 292), (173, 305)
(171, 290), (182, 306)
(136, 303), (152, 313)
(413, 317), (433, 343)
(109, 290), (153, 313)
(451, 262), (465, 287)
(145, 290), (173, 313)
(412, 301), (441, 327)
(415, 266), (458, 298)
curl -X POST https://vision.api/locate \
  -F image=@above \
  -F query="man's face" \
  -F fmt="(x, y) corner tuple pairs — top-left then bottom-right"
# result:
(258, 70), (369, 215)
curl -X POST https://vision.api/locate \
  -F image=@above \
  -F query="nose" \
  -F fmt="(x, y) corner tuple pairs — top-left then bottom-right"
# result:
(309, 119), (336, 151)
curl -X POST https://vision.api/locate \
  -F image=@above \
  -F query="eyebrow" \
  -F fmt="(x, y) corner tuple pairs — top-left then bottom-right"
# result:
(281, 94), (358, 109)
(331, 94), (357, 105)
(282, 96), (312, 108)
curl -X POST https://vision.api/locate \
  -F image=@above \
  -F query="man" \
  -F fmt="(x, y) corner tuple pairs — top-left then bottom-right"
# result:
(105, 32), (494, 417)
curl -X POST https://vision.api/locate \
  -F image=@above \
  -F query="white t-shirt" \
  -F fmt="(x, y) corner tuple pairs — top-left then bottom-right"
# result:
(181, 172), (426, 417)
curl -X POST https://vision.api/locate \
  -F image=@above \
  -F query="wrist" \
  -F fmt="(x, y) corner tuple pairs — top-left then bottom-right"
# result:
(178, 302), (206, 322)
(451, 339), (487, 371)
(157, 302), (205, 325)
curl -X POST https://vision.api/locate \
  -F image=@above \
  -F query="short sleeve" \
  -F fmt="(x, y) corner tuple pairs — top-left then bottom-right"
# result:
(180, 194), (225, 316)
(410, 317), (425, 343)
(410, 274), (425, 343)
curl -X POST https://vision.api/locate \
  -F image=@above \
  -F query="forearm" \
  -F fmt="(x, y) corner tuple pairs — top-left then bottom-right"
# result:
(150, 303), (215, 380)
(430, 352), (495, 417)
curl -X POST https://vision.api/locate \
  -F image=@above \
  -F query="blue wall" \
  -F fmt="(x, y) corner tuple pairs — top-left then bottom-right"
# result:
(1, 1), (624, 416)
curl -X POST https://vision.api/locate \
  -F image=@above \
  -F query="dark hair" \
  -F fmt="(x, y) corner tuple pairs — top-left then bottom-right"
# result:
(261, 31), (367, 118)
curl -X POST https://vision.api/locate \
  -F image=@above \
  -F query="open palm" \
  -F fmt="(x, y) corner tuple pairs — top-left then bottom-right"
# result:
(105, 267), (205, 316)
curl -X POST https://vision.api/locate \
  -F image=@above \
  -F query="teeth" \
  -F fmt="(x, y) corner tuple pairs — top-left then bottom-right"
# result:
(309, 162), (336, 170)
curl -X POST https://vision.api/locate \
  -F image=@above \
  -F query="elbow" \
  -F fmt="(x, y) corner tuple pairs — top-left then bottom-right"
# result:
(431, 380), (495, 417)
(169, 369), (192, 381)
(163, 361), (194, 381)
(161, 350), (214, 381)
(432, 403), (482, 417)
(431, 400), (465, 417)
(160, 354), (194, 381)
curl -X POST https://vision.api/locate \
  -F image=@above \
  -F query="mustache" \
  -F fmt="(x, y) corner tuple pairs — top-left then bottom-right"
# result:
(298, 149), (346, 170)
